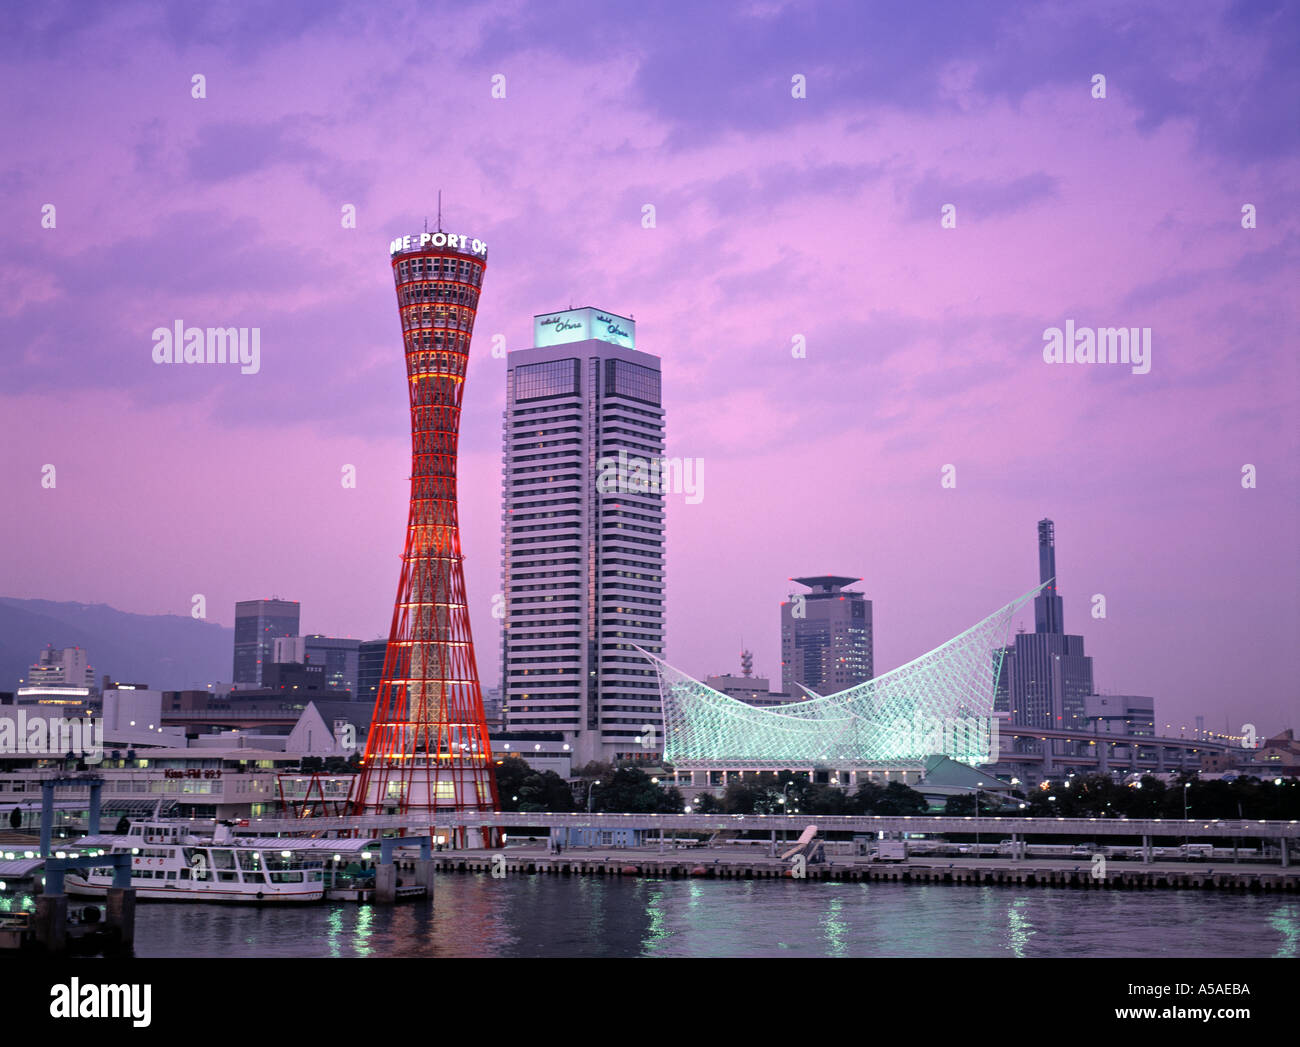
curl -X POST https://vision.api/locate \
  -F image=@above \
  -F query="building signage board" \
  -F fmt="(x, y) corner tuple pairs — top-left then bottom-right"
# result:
(389, 232), (488, 256)
(533, 307), (636, 349)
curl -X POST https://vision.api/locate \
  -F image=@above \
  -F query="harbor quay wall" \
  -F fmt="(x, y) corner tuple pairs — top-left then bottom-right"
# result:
(413, 850), (1300, 892)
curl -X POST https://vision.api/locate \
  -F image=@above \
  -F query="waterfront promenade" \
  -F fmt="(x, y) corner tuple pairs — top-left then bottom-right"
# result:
(237, 810), (1300, 844)
(429, 844), (1300, 892)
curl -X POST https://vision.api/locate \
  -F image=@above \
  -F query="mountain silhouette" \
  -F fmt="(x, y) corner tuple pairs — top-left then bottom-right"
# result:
(0, 597), (233, 693)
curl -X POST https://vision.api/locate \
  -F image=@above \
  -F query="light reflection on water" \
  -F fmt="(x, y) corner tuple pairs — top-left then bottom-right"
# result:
(118, 876), (1293, 958)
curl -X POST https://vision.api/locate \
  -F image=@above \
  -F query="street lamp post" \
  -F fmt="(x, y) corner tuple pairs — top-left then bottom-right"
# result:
(588, 780), (601, 814)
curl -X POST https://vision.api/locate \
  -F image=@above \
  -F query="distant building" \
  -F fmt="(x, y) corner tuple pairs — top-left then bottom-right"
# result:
(247, 661), (330, 696)
(481, 685), (505, 730)
(27, 645), (96, 692)
(272, 636), (307, 665)
(704, 674), (803, 708)
(233, 599), (300, 686)
(490, 731), (573, 779)
(1254, 728), (1300, 772)
(356, 639), (389, 707)
(707, 648), (802, 707)
(780, 576), (873, 696)
(303, 635), (361, 694)
(996, 521), (1094, 736)
(1084, 694), (1156, 737)
(15, 684), (95, 710)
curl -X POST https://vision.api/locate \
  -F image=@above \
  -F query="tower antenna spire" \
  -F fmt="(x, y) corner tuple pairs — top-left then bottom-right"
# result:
(437, 190), (443, 233)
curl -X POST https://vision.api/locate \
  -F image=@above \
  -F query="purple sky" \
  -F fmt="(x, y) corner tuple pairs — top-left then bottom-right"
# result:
(2, 1), (1297, 734)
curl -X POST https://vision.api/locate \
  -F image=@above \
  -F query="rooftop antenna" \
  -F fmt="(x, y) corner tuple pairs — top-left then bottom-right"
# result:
(437, 190), (443, 233)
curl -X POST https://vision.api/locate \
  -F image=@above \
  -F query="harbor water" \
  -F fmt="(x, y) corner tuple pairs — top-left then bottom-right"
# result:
(124, 874), (1298, 958)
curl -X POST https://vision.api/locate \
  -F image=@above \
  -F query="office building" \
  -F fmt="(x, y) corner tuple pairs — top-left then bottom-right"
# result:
(500, 307), (665, 765)
(780, 576), (873, 695)
(303, 635), (361, 694)
(356, 639), (388, 707)
(272, 636), (307, 665)
(1084, 694), (1156, 736)
(997, 520), (1095, 734)
(233, 599), (300, 686)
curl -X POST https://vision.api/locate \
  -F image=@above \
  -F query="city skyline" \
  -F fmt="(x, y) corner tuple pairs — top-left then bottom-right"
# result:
(2, 1), (1297, 735)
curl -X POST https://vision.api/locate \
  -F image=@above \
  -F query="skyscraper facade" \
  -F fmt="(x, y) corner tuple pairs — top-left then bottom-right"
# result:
(998, 519), (1095, 734)
(233, 599), (300, 686)
(780, 576), (873, 695)
(353, 229), (499, 841)
(500, 307), (665, 765)
(303, 635), (360, 694)
(356, 639), (388, 707)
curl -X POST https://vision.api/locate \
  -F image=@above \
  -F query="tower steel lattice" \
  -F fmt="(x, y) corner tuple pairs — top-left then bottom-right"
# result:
(353, 230), (499, 846)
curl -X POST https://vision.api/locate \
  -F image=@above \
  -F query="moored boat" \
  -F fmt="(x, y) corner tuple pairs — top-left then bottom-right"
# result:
(65, 821), (325, 903)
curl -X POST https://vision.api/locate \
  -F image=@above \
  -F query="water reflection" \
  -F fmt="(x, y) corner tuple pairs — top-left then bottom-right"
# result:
(119, 876), (1288, 958)
(1268, 904), (1298, 958)
(1007, 897), (1035, 957)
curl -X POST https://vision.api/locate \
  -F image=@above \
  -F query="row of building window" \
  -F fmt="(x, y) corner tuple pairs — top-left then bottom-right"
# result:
(515, 358), (580, 401)
(396, 257), (482, 284)
(400, 283), (479, 307)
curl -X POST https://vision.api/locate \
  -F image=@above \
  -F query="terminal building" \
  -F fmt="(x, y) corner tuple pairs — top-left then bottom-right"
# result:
(650, 583), (1045, 790)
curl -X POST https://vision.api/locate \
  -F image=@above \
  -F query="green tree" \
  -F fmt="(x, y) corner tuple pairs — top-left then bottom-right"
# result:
(517, 770), (577, 812)
(591, 766), (683, 813)
(869, 781), (930, 815)
(493, 757), (534, 811)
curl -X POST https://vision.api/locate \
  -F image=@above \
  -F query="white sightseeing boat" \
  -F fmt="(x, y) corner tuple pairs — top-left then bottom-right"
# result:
(64, 821), (326, 903)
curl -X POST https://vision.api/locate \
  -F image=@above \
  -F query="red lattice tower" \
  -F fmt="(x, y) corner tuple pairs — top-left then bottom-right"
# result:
(353, 230), (499, 846)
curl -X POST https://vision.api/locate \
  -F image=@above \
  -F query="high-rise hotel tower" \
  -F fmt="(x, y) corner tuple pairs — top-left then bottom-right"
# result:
(500, 308), (665, 765)
(353, 229), (499, 843)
